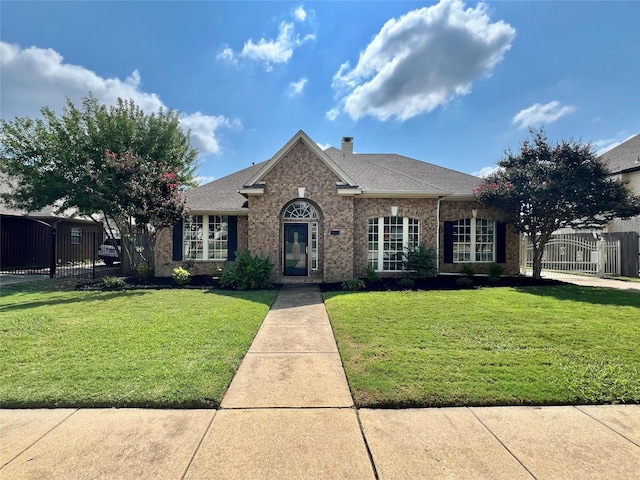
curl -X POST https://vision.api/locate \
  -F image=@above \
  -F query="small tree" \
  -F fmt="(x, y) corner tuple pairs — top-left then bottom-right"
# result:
(475, 128), (640, 278)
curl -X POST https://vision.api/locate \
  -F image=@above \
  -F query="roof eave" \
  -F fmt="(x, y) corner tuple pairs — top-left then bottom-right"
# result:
(357, 190), (451, 199)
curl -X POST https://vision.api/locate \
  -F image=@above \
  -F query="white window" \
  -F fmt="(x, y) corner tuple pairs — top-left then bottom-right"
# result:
(368, 217), (420, 271)
(453, 218), (495, 262)
(71, 227), (82, 245)
(184, 215), (228, 260)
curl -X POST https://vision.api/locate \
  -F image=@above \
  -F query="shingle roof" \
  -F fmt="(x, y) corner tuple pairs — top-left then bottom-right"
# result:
(599, 134), (640, 174)
(184, 161), (266, 213)
(184, 133), (482, 211)
(325, 148), (481, 196)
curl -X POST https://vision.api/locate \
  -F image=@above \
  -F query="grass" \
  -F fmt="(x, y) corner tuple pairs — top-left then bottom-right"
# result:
(0, 281), (278, 408)
(324, 285), (640, 408)
(612, 276), (640, 283)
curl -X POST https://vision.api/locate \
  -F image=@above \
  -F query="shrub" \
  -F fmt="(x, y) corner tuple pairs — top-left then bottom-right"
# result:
(172, 267), (191, 286)
(460, 264), (476, 277)
(219, 251), (274, 290)
(103, 276), (125, 289)
(489, 263), (505, 284)
(366, 266), (380, 284)
(183, 258), (195, 272)
(397, 277), (415, 289)
(456, 276), (474, 288)
(341, 278), (366, 291)
(403, 244), (437, 279)
(136, 263), (151, 280)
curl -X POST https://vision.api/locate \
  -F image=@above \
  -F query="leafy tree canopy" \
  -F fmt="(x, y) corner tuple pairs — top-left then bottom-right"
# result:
(474, 128), (640, 278)
(0, 94), (199, 274)
(0, 94), (198, 216)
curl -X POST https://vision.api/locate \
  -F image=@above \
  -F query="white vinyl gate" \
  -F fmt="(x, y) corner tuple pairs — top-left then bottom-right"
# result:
(521, 235), (621, 277)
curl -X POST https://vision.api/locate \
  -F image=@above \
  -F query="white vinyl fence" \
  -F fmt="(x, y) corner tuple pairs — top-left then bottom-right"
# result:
(521, 234), (621, 278)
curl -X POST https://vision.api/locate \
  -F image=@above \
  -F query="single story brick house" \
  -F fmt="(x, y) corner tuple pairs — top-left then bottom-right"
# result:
(155, 130), (519, 282)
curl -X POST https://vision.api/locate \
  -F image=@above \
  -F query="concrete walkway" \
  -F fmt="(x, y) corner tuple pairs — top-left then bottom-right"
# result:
(2, 285), (639, 479)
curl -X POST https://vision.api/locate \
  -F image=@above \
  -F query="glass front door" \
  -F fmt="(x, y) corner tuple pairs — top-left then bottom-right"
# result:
(284, 223), (308, 276)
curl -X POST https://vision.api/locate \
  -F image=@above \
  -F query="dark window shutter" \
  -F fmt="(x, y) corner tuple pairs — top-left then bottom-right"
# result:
(443, 221), (454, 264)
(496, 221), (507, 263)
(172, 219), (183, 261)
(227, 216), (238, 261)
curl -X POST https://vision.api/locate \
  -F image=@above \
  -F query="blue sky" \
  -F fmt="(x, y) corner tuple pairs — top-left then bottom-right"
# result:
(2, 1), (639, 183)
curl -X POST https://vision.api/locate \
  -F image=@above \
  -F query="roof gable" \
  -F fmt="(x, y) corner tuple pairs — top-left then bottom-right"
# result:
(244, 130), (358, 187)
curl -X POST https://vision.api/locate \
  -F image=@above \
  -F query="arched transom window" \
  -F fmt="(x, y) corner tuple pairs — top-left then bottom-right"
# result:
(283, 201), (318, 219)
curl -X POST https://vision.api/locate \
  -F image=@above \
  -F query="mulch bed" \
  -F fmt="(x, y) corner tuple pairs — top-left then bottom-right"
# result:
(78, 274), (562, 292)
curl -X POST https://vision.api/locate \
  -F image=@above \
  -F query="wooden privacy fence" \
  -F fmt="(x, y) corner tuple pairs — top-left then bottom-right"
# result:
(521, 234), (631, 278)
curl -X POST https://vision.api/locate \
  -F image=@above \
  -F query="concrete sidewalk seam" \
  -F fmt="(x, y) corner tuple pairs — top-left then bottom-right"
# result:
(575, 406), (640, 448)
(468, 407), (538, 480)
(355, 410), (381, 480)
(0, 408), (78, 471)
(180, 411), (217, 480)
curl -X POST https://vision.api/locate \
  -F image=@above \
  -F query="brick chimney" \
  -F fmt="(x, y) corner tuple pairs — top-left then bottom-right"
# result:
(341, 136), (354, 154)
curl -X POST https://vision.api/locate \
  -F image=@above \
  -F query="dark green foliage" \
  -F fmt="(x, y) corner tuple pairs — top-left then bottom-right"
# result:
(460, 264), (476, 277)
(456, 276), (474, 288)
(341, 278), (366, 291)
(397, 277), (415, 289)
(366, 266), (381, 284)
(219, 251), (274, 290)
(403, 243), (437, 279)
(0, 95), (198, 275)
(475, 128), (640, 278)
(488, 263), (505, 284)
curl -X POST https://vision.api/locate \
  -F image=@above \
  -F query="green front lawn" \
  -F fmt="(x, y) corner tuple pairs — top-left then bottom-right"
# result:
(0, 282), (277, 408)
(324, 286), (640, 408)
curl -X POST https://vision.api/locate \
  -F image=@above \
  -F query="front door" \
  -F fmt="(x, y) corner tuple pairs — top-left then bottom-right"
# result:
(284, 223), (308, 276)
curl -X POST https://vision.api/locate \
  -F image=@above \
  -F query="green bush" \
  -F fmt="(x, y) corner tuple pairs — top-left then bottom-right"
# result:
(136, 263), (151, 280)
(460, 264), (476, 277)
(488, 263), (505, 284)
(366, 266), (381, 284)
(219, 251), (274, 290)
(172, 267), (191, 286)
(341, 278), (366, 291)
(397, 277), (415, 289)
(403, 244), (437, 279)
(103, 276), (125, 289)
(456, 276), (474, 288)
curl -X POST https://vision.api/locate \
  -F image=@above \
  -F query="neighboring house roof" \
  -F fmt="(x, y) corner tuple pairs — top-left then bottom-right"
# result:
(0, 173), (97, 223)
(185, 130), (482, 212)
(599, 134), (640, 174)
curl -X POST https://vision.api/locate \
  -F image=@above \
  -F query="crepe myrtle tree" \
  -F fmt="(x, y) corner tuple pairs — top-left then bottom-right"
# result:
(474, 128), (640, 279)
(0, 94), (198, 274)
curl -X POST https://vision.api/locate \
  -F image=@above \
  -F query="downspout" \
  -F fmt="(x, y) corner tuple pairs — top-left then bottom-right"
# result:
(436, 196), (444, 274)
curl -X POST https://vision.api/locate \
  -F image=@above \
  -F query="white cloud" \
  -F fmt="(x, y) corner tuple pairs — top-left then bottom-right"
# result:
(195, 175), (217, 185)
(0, 41), (236, 156)
(219, 15), (315, 72)
(316, 142), (331, 150)
(512, 101), (576, 129)
(325, 107), (340, 121)
(288, 77), (308, 97)
(293, 5), (307, 22)
(472, 165), (501, 178)
(330, 0), (515, 122)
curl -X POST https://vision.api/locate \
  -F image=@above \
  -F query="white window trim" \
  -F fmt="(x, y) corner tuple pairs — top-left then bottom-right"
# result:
(453, 218), (495, 263)
(368, 217), (420, 272)
(183, 214), (228, 261)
